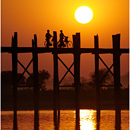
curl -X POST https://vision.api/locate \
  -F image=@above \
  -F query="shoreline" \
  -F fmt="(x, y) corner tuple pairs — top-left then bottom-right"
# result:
(1, 109), (129, 112)
(2, 107), (129, 111)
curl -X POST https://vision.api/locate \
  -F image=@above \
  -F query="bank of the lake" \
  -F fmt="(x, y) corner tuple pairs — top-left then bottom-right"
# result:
(2, 88), (129, 111)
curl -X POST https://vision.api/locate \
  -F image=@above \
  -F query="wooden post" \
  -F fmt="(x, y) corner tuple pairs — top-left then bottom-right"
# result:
(113, 34), (121, 130)
(53, 31), (60, 130)
(73, 33), (80, 130)
(12, 32), (18, 130)
(94, 35), (100, 130)
(32, 34), (39, 130)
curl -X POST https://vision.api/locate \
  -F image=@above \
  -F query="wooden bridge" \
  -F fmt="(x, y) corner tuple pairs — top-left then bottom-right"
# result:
(1, 31), (129, 130)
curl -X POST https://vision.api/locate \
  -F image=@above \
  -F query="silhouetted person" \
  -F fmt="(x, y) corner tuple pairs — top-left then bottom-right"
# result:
(64, 36), (69, 47)
(58, 30), (66, 48)
(45, 30), (52, 48)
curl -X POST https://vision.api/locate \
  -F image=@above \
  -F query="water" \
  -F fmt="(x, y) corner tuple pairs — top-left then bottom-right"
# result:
(1, 110), (129, 130)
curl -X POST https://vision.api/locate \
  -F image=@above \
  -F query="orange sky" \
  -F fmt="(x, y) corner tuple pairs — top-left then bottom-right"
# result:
(1, 0), (129, 79)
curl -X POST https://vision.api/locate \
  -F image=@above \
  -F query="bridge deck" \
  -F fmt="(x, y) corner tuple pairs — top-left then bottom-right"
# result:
(1, 47), (129, 54)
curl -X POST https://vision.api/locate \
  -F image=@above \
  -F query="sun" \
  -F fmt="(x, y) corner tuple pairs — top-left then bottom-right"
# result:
(75, 6), (93, 24)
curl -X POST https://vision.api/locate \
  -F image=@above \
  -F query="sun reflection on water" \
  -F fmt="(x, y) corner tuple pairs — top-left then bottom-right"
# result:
(80, 110), (96, 130)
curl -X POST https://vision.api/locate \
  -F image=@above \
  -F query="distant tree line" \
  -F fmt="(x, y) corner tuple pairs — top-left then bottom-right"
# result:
(1, 70), (50, 93)
(80, 68), (113, 90)
(2, 68), (123, 93)
(57, 68), (113, 90)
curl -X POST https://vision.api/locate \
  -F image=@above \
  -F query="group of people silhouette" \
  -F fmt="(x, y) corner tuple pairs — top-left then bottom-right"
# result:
(45, 30), (72, 48)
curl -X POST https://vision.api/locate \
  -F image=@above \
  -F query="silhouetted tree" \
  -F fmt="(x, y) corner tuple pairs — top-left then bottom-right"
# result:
(1, 71), (26, 93)
(26, 70), (50, 90)
(80, 77), (87, 83)
(85, 68), (112, 89)
(80, 77), (88, 90)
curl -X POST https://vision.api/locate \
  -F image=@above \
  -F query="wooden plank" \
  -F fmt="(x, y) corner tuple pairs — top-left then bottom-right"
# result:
(53, 31), (60, 128)
(53, 31), (59, 111)
(12, 32), (18, 130)
(113, 34), (121, 130)
(94, 35), (100, 130)
(1, 47), (129, 54)
(57, 57), (74, 77)
(32, 35), (39, 130)
(73, 33), (80, 130)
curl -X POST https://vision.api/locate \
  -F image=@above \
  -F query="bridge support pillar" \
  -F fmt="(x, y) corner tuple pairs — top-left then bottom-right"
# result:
(73, 33), (80, 130)
(32, 34), (39, 130)
(113, 34), (121, 130)
(12, 32), (18, 130)
(94, 35), (100, 130)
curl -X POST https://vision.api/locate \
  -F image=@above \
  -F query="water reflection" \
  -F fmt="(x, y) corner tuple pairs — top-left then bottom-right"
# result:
(1, 110), (129, 130)
(53, 110), (60, 130)
(80, 110), (96, 130)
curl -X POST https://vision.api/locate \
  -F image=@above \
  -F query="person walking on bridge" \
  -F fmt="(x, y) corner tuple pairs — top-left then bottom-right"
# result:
(45, 30), (53, 48)
(58, 30), (66, 48)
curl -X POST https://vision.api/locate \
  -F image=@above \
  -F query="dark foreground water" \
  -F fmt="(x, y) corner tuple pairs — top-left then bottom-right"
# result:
(1, 110), (129, 130)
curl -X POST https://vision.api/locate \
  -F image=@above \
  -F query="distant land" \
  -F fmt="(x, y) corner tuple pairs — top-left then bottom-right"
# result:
(2, 88), (129, 111)
(1, 70), (129, 111)
(45, 72), (129, 90)
(120, 72), (129, 88)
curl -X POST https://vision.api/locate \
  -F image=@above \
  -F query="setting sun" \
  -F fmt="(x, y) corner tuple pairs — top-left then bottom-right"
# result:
(75, 6), (93, 24)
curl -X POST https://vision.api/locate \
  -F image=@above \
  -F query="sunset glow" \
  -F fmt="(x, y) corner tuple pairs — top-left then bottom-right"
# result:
(75, 6), (93, 24)
(1, 0), (129, 129)
(1, 0), (129, 86)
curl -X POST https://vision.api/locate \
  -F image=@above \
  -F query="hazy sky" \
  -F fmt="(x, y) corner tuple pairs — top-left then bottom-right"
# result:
(1, 0), (129, 79)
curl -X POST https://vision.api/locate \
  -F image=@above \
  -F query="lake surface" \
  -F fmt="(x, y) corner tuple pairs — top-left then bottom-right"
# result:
(1, 110), (129, 130)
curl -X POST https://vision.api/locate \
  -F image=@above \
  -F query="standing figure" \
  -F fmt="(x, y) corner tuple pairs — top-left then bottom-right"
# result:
(45, 30), (52, 48)
(58, 30), (66, 48)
